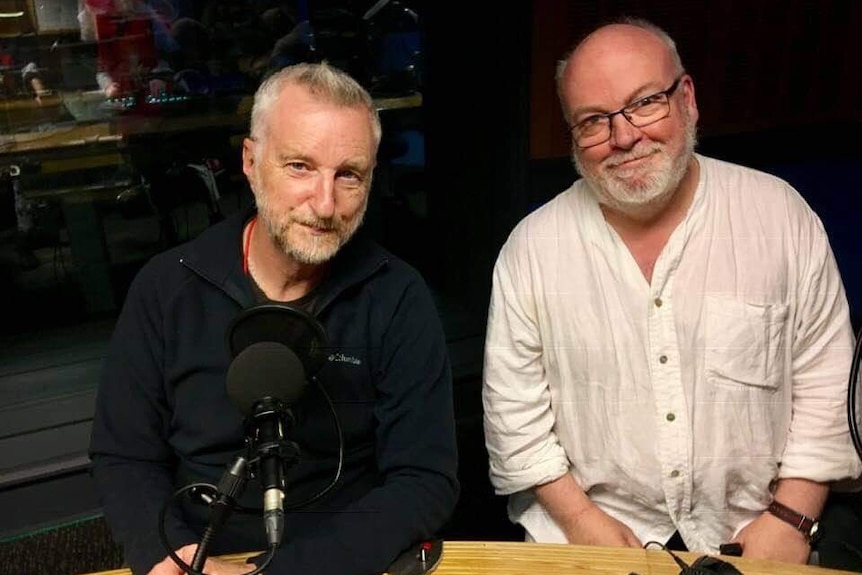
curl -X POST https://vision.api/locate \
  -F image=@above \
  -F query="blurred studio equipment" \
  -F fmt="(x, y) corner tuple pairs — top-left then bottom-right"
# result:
(363, 0), (422, 97)
(273, 0), (422, 97)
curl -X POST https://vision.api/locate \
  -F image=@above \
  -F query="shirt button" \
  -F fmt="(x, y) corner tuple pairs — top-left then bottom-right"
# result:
(670, 469), (680, 478)
(659, 355), (668, 364)
(654, 297), (663, 307)
(666, 412), (676, 422)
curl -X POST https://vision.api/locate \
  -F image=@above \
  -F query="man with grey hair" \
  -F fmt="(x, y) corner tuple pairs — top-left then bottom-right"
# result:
(90, 61), (458, 575)
(483, 17), (859, 565)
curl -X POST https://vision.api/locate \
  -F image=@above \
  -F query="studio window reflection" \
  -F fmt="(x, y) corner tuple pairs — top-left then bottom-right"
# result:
(1, 0), (428, 331)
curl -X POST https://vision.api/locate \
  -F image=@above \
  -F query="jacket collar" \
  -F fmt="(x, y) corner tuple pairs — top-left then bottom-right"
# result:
(178, 205), (390, 312)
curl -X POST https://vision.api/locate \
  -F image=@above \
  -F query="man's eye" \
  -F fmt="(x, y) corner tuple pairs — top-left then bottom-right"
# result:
(286, 162), (308, 171)
(633, 94), (662, 108)
(575, 115), (607, 136)
(580, 115), (604, 127)
(337, 170), (361, 182)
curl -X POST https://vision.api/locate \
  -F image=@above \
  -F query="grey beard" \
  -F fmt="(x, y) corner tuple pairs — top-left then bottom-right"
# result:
(573, 120), (698, 220)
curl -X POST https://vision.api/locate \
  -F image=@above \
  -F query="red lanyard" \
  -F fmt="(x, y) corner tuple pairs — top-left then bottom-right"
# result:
(242, 215), (258, 276)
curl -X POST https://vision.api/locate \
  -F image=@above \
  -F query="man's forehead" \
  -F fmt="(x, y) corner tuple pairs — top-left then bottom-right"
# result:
(563, 27), (675, 104)
(568, 25), (671, 76)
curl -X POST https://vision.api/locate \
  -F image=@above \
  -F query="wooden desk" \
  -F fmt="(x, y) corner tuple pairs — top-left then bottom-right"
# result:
(0, 122), (118, 157)
(0, 94), (68, 131)
(81, 541), (858, 575)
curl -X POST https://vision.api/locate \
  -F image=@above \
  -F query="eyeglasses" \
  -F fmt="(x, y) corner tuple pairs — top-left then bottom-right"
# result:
(569, 75), (685, 149)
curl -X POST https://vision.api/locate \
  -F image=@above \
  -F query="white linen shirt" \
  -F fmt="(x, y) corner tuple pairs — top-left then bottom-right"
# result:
(482, 154), (861, 552)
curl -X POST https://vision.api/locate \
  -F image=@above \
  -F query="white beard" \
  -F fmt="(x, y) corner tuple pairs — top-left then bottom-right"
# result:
(573, 115), (697, 220)
(254, 177), (367, 265)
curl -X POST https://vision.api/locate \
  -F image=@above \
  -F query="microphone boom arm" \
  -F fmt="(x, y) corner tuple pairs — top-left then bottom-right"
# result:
(191, 456), (249, 571)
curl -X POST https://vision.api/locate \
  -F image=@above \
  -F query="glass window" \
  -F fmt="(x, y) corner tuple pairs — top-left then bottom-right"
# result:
(0, 0), (460, 541)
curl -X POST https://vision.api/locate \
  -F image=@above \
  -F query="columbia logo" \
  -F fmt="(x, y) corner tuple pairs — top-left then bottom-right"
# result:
(328, 353), (362, 365)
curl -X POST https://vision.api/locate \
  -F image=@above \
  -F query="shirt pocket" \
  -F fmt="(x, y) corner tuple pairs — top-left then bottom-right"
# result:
(704, 296), (789, 390)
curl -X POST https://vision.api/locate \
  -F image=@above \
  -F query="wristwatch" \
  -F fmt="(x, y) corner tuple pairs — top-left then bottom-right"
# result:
(766, 499), (821, 543)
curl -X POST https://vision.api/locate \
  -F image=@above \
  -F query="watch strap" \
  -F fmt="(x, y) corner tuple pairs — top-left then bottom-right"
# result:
(766, 499), (820, 541)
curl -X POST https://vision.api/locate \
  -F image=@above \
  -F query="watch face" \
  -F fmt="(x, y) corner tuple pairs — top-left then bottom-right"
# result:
(809, 522), (820, 539)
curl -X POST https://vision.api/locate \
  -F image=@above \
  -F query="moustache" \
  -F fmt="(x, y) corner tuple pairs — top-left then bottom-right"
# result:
(604, 145), (663, 169)
(292, 216), (337, 231)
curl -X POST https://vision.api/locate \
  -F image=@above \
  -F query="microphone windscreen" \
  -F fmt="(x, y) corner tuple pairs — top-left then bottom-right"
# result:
(226, 341), (307, 416)
(225, 303), (328, 376)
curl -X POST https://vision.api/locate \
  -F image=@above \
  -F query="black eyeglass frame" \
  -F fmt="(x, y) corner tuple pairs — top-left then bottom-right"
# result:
(570, 74), (686, 149)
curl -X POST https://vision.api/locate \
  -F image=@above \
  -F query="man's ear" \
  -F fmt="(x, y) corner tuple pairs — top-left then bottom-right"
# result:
(682, 75), (699, 125)
(241, 137), (256, 184)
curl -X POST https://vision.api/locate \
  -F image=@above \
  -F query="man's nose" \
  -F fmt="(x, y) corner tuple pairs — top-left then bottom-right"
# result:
(608, 113), (642, 150)
(310, 176), (336, 218)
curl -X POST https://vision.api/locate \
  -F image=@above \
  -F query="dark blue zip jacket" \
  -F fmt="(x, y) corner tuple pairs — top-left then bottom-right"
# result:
(89, 206), (459, 575)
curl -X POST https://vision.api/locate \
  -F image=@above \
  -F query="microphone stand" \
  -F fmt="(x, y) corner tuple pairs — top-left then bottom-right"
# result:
(184, 400), (303, 572)
(191, 456), (249, 572)
(246, 398), (302, 548)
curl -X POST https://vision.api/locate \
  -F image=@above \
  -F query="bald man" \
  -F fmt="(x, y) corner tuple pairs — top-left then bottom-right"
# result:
(482, 17), (859, 564)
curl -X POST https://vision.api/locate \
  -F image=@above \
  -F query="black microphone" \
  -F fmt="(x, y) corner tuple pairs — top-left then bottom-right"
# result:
(226, 340), (308, 547)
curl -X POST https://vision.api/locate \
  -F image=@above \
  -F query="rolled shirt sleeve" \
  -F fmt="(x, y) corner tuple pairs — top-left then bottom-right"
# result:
(483, 235), (571, 496)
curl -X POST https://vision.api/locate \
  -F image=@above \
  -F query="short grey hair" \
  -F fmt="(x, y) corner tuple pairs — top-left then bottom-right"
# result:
(249, 61), (382, 149)
(555, 17), (685, 123)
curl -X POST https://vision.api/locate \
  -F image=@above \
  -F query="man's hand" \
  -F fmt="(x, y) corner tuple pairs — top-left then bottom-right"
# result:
(563, 504), (643, 548)
(104, 82), (121, 99)
(734, 478), (827, 564)
(147, 544), (197, 575)
(147, 543), (255, 575)
(534, 474), (642, 548)
(734, 512), (810, 564)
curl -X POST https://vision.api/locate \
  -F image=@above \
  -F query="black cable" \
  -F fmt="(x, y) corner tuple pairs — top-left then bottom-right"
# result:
(848, 324), (862, 463)
(158, 482), (275, 575)
(284, 375), (344, 510)
(644, 540), (693, 573)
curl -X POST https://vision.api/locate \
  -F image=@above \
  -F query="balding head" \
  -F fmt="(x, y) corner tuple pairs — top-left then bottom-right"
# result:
(557, 19), (684, 124)
(552, 18), (699, 222)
